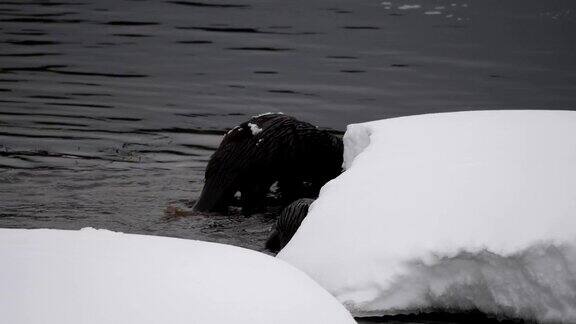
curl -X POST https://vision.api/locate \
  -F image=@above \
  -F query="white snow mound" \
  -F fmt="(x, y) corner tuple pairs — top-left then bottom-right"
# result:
(0, 228), (355, 324)
(278, 110), (576, 323)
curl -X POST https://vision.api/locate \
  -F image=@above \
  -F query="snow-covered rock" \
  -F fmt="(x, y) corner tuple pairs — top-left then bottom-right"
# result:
(0, 228), (355, 324)
(278, 110), (576, 323)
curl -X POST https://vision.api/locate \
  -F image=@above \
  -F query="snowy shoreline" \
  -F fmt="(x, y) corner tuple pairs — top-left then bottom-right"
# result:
(0, 227), (355, 324)
(279, 110), (576, 323)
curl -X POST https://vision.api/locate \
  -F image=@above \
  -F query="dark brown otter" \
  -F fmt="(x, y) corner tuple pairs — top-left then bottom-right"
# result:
(193, 113), (342, 215)
(266, 198), (314, 252)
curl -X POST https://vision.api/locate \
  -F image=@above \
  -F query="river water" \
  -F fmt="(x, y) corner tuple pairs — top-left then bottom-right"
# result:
(1, 0), (575, 255)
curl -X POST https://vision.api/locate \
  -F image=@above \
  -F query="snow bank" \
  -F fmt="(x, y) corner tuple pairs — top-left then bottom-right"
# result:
(0, 228), (355, 324)
(278, 110), (576, 323)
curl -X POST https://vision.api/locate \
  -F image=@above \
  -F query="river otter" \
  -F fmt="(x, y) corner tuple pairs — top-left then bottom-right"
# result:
(193, 113), (342, 214)
(266, 198), (314, 252)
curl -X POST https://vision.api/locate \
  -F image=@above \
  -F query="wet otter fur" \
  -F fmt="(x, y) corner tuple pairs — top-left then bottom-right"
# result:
(266, 198), (314, 252)
(193, 113), (342, 215)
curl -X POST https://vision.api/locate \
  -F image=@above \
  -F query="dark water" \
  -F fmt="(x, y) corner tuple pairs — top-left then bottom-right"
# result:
(1, 0), (576, 255)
